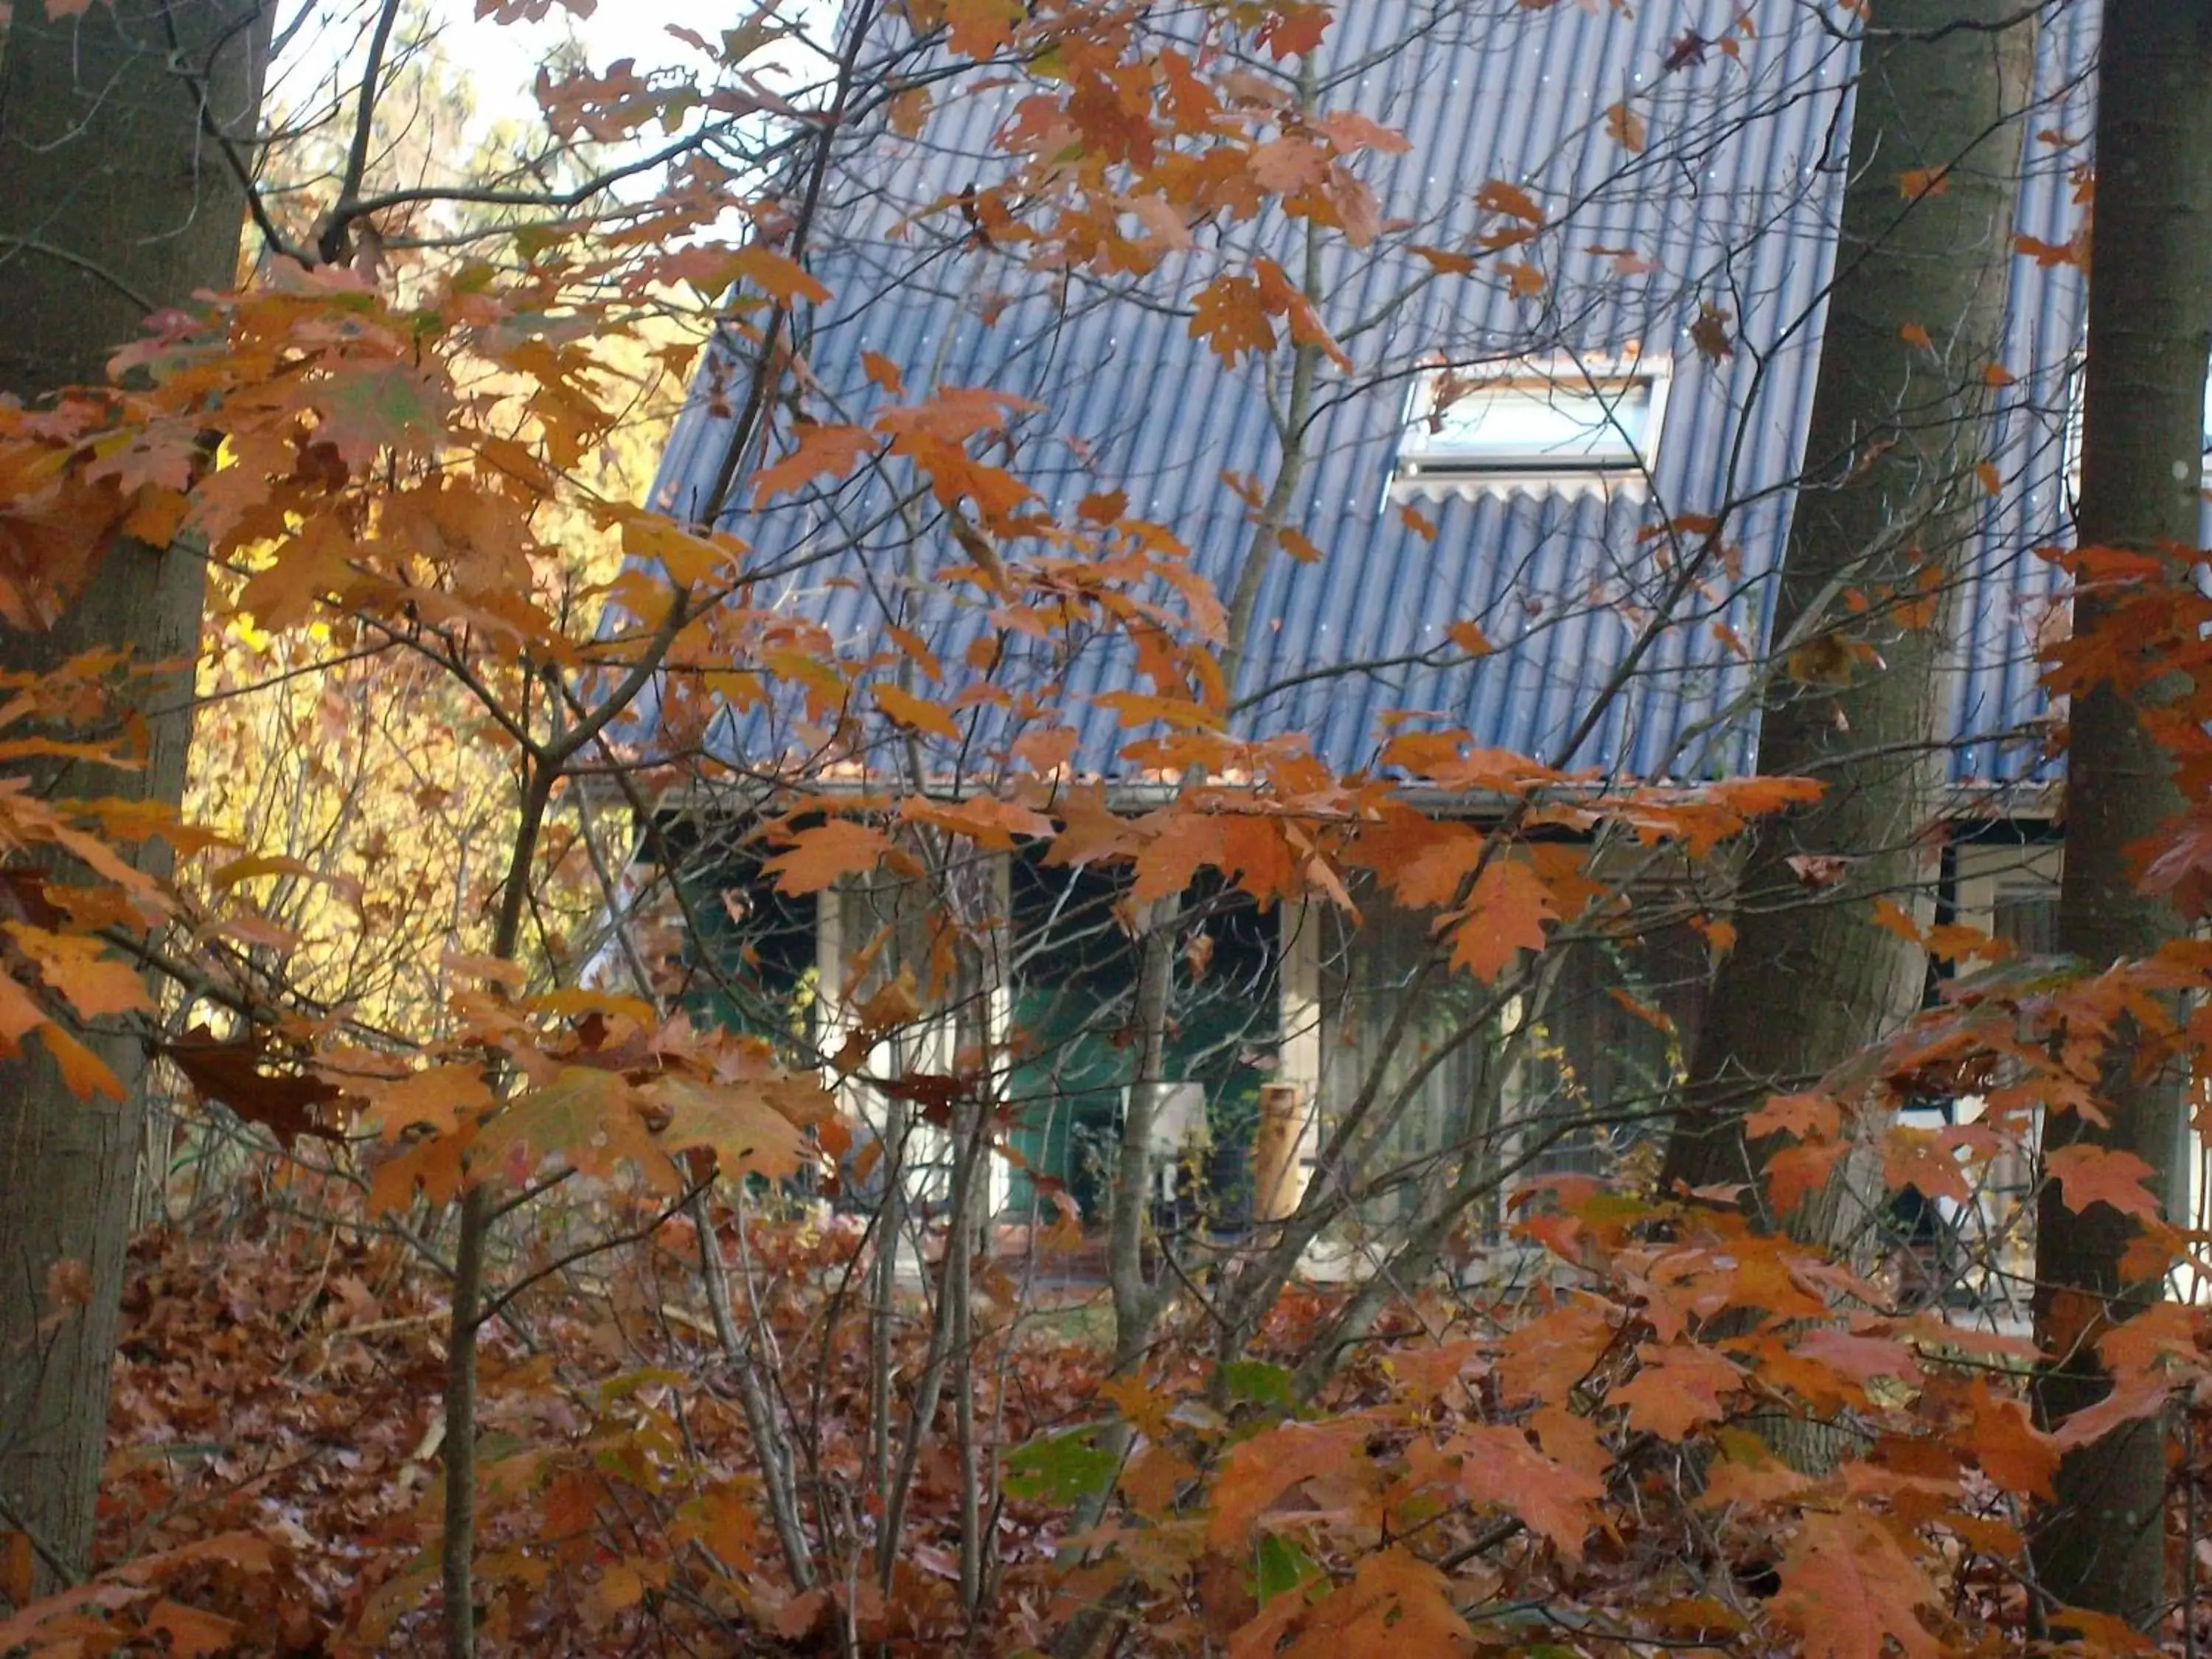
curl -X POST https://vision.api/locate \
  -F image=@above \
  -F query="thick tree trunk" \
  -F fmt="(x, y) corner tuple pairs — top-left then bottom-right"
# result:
(1663, 1), (2032, 1252)
(0, 0), (266, 1593)
(2029, 0), (2212, 1628)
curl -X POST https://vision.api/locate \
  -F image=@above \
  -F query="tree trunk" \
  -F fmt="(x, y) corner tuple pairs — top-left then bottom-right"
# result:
(2030, 0), (2212, 1628)
(1662, 0), (2033, 1251)
(0, 0), (267, 1593)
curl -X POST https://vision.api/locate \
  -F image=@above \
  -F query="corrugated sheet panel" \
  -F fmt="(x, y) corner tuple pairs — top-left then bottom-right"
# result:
(644, 0), (2097, 796)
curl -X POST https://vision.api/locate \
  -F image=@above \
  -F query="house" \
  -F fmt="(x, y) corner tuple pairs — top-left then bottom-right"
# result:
(630, 1), (2117, 1283)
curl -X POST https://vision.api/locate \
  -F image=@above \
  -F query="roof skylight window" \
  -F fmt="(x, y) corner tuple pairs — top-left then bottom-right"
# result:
(1395, 352), (1669, 498)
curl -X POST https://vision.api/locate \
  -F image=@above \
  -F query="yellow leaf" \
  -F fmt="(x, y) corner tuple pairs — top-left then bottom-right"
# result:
(1604, 101), (1646, 153)
(876, 682), (963, 742)
(650, 1074), (820, 1181)
(728, 243), (830, 306)
(619, 511), (743, 585)
(366, 1065), (495, 1141)
(476, 1067), (677, 1189)
(5, 923), (152, 1020)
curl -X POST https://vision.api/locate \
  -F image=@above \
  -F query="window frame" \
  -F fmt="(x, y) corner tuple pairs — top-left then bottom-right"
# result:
(1393, 349), (1672, 498)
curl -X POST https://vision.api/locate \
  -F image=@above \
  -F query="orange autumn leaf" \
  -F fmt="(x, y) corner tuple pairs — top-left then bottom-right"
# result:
(2044, 1143), (2162, 1220)
(1256, 3), (1331, 59)
(943, 0), (1024, 56)
(1764, 1137), (1850, 1214)
(1473, 178), (1545, 226)
(0, 969), (44, 1049)
(1189, 272), (1276, 364)
(875, 682), (963, 742)
(902, 794), (1057, 850)
(1445, 619), (1491, 655)
(751, 422), (874, 503)
(861, 350), (906, 396)
(474, 1066), (678, 1189)
(1278, 525), (1324, 564)
(1441, 856), (1554, 982)
(1772, 1510), (1942, 1659)
(1283, 1547), (1470, 1655)
(1133, 811), (1226, 906)
(1965, 1382), (2059, 1498)
(1612, 1343), (1742, 1441)
(1504, 260), (1546, 298)
(141, 1601), (240, 1659)
(1410, 243), (1476, 275)
(4, 922), (151, 1020)
(366, 1133), (468, 1217)
(1205, 1419), (1368, 1551)
(762, 819), (898, 894)
(364, 1065), (496, 1142)
(727, 243), (832, 306)
(36, 1022), (121, 1101)
(1451, 1424), (1602, 1559)
(1690, 302), (1733, 362)
(648, 1074), (818, 1182)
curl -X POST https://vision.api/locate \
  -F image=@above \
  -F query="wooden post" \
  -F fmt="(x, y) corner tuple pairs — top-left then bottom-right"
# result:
(1253, 1083), (1304, 1222)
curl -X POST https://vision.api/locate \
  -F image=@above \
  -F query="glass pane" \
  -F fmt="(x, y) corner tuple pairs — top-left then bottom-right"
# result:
(1414, 377), (1649, 466)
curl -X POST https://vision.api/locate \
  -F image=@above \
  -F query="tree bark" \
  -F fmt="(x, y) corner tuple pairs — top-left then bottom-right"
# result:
(2030, 0), (2212, 1629)
(1662, 0), (2032, 1251)
(0, 0), (266, 1593)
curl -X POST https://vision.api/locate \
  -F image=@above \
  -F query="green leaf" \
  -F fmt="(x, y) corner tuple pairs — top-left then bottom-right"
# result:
(1253, 1532), (1321, 1604)
(1004, 1428), (1119, 1505)
(1219, 1360), (1296, 1413)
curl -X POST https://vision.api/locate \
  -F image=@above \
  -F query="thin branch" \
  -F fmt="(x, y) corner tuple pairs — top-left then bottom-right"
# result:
(0, 236), (157, 312)
(318, 0), (403, 263)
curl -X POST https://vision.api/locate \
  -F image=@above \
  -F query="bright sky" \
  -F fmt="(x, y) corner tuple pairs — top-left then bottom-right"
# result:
(277, 1), (839, 153)
(427, 1), (731, 109)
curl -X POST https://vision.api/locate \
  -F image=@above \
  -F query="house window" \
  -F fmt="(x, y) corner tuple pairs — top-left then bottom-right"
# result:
(1395, 352), (1669, 496)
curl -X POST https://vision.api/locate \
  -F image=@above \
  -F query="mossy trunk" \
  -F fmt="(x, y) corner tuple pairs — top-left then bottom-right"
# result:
(1663, 0), (2032, 1234)
(0, 0), (267, 1594)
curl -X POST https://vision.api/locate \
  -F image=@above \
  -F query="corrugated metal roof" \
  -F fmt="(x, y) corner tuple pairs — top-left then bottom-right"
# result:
(644, 0), (2096, 796)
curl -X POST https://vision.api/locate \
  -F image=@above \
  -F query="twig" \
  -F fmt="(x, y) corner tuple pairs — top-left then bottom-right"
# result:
(0, 237), (158, 312)
(0, 1489), (75, 1588)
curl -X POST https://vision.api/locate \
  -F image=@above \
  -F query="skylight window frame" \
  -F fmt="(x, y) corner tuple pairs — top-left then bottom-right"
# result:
(1392, 349), (1672, 500)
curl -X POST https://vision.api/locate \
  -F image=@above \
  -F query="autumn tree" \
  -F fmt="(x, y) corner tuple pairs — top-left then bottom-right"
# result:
(2031, 0), (2212, 1626)
(0, 0), (270, 1592)
(16, 3), (2212, 1657)
(1659, 0), (2032, 1256)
